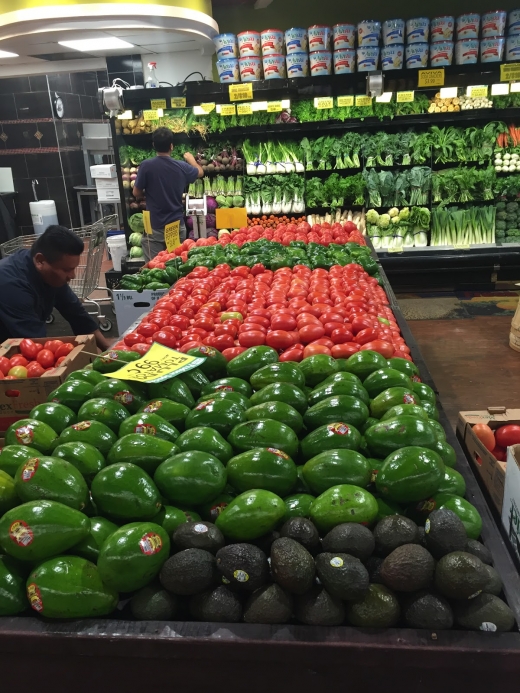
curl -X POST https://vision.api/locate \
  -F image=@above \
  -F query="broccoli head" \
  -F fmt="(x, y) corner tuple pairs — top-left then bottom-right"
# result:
(496, 220), (507, 231)
(506, 201), (519, 213)
(506, 214), (518, 223)
(496, 201), (507, 212)
(506, 221), (517, 230)
(497, 211), (508, 221)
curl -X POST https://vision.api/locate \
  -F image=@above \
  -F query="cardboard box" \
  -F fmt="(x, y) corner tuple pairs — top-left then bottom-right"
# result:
(97, 188), (120, 202)
(0, 335), (96, 431)
(457, 408), (520, 512)
(90, 164), (116, 178)
(502, 444), (520, 563)
(95, 178), (119, 190)
(113, 290), (168, 335)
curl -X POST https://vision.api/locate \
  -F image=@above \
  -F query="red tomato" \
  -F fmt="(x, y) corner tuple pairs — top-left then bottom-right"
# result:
(54, 343), (75, 359)
(160, 325), (183, 340)
(8, 366), (27, 379)
(495, 425), (520, 448)
(331, 327), (354, 344)
(303, 344), (331, 358)
(26, 362), (45, 378)
(244, 315), (270, 329)
(279, 346), (304, 362)
(472, 424), (496, 452)
(132, 343), (152, 355)
(351, 316), (375, 335)
(222, 347), (247, 362)
(36, 349), (55, 369)
(492, 446), (507, 461)
(137, 323), (157, 338)
(214, 324), (238, 338)
(169, 315), (190, 330)
(308, 338), (334, 348)
(266, 330), (297, 351)
(205, 334), (235, 350)
(239, 323), (267, 335)
(124, 332), (141, 347)
(354, 328), (379, 345)
(19, 339), (40, 360)
(360, 340), (394, 358)
(176, 341), (202, 353)
(44, 339), (64, 353)
(10, 355), (28, 368)
(323, 322), (344, 337)
(239, 331), (266, 347)
(55, 357), (67, 367)
(0, 357), (11, 376)
(331, 343), (360, 358)
(271, 314), (297, 331)
(152, 330), (178, 349)
(193, 317), (215, 332)
(298, 324), (325, 344)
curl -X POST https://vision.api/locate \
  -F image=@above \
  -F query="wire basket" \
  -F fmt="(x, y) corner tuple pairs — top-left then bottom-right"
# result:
(0, 215), (118, 300)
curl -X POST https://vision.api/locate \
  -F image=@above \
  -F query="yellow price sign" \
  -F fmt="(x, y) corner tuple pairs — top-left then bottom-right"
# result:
(418, 69), (445, 87)
(267, 101), (283, 112)
(165, 220), (181, 252)
(387, 246), (404, 253)
(501, 63), (520, 82)
(229, 83), (253, 101)
(314, 97), (333, 109)
(337, 95), (354, 107)
(220, 104), (236, 116)
(143, 110), (158, 121)
(150, 99), (167, 110)
(200, 103), (216, 113)
(397, 91), (414, 103)
(453, 243), (471, 250)
(171, 97), (187, 108)
(237, 103), (253, 115)
(355, 95), (372, 107)
(142, 210), (153, 236)
(468, 85), (488, 98)
(103, 343), (206, 384)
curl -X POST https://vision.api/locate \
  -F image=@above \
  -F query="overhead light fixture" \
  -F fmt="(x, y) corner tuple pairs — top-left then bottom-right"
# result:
(59, 38), (134, 52)
(376, 92), (393, 102)
(0, 50), (18, 58)
(254, 0), (274, 8)
(440, 87), (458, 99)
(491, 83), (509, 96)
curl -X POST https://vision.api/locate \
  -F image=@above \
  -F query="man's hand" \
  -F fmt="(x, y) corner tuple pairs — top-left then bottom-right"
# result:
(184, 152), (204, 179)
(94, 329), (114, 352)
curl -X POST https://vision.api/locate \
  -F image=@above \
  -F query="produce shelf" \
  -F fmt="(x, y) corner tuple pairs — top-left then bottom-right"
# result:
(1, 268), (519, 692)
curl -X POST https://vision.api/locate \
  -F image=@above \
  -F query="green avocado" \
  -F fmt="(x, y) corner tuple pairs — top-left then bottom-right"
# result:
(412, 382), (436, 404)
(187, 346), (228, 380)
(308, 380), (369, 407)
(245, 401), (304, 434)
(148, 377), (195, 408)
(310, 484), (378, 532)
(370, 387), (422, 419)
(72, 516), (119, 563)
(14, 456), (89, 511)
(154, 451), (227, 506)
(197, 390), (251, 410)
(119, 413), (180, 443)
(155, 505), (190, 534)
(178, 368), (211, 397)
(376, 446), (445, 504)
(78, 397), (130, 433)
(421, 400), (439, 421)
(387, 357), (419, 378)
(138, 398), (190, 430)
(432, 494), (482, 540)
(303, 395), (369, 431)
(0, 470), (18, 515)
(47, 380), (94, 412)
(250, 362), (305, 390)
(215, 489), (286, 540)
(201, 377), (252, 398)
(302, 450), (372, 494)
(226, 346), (279, 381)
(58, 420), (117, 456)
(91, 463), (162, 521)
(249, 382), (308, 414)
(107, 434), (178, 475)
(381, 404), (429, 422)
(364, 416), (440, 458)
(300, 422), (362, 461)
(227, 448), (297, 496)
(0, 445), (41, 477)
(5, 419), (58, 454)
(322, 371), (364, 388)
(363, 368), (413, 398)
(174, 427), (233, 465)
(228, 420), (299, 458)
(283, 493), (315, 520)
(0, 555), (27, 616)
(0, 500), (90, 562)
(343, 350), (388, 381)
(92, 349), (140, 374)
(27, 556), (118, 618)
(299, 354), (338, 387)
(438, 467), (466, 496)
(29, 402), (76, 434)
(97, 521), (171, 593)
(431, 439), (457, 468)
(53, 442), (106, 482)
(428, 419), (447, 441)
(185, 399), (246, 437)
(92, 378), (146, 414)
(67, 368), (105, 386)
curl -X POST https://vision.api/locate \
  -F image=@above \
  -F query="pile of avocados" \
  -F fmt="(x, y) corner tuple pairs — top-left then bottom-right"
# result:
(0, 346), (515, 632)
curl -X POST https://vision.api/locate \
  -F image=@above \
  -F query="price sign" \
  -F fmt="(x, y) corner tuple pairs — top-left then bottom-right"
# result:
(164, 220), (181, 252)
(103, 343), (205, 384)
(237, 103), (253, 115)
(220, 104), (236, 116)
(453, 243), (471, 250)
(418, 69), (445, 87)
(171, 97), (187, 108)
(501, 63), (520, 82)
(468, 85), (488, 98)
(314, 97), (334, 109)
(337, 95), (354, 107)
(143, 110), (158, 121)
(150, 99), (166, 110)
(142, 210), (152, 236)
(229, 83), (253, 101)
(355, 95), (372, 107)
(387, 246), (404, 253)
(200, 103), (216, 113)
(267, 101), (283, 112)
(397, 91), (414, 103)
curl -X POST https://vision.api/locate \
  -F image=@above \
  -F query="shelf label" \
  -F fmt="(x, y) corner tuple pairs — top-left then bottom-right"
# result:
(104, 343), (205, 384)
(165, 220), (181, 252)
(418, 69), (445, 87)
(171, 97), (187, 108)
(150, 99), (166, 110)
(199, 103), (216, 113)
(355, 95), (372, 107)
(267, 101), (283, 112)
(337, 95), (354, 107)
(387, 246), (404, 253)
(453, 243), (471, 250)
(143, 110), (158, 121)
(229, 83), (253, 101)
(220, 104), (236, 116)
(237, 103), (253, 115)
(468, 85), (488, 98)
(501, 63), (520, 82)
(314, 97), (333, 109)
(397, 91), (414, 103)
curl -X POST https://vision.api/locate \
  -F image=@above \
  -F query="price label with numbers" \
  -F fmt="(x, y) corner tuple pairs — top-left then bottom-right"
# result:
(468, 85), (488, 98)
(103, 343), (205, 384)
(229, 83), (253, 101)
(387, 246), (404, 253)
(355, 95), (372, 107)
(237, 103), (253, 115)
(453, 243), (471, 250)
(164, 220), (181, 252)
(501, 63), (520, 82)
(314, 97), (334, 109)
(150, 99), (166, 110)
(220, 104), (236, 116)
(337, 95), (354, 107)
(397, 91), (414, 103)
(171, 97), (187, 108)
(143, 110), (158, 121)
(267, 101), (283, 112)
(418, 69), (445, 87)
(200, 103), (216, 113)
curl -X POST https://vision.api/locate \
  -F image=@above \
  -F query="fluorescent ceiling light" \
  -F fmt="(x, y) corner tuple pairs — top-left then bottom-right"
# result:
(0, 50), (18, 58)
(491, 83), (509, 96)
(376, 92), (393, 102)
(440, 87), (458, 99)
(58, 38), (134, 52)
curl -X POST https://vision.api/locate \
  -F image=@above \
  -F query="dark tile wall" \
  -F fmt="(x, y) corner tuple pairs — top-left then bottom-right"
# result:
(0, 69), (109, 232)
(106, 55), (144, 87)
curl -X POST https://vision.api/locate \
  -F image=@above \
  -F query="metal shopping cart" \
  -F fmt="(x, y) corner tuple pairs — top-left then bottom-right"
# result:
(0, 214), (118, 332)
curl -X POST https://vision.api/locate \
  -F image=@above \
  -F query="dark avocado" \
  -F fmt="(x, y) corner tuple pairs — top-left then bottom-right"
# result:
(159, 548), (217, 595)
(315, 552), (370, 601)
(172, 521), (225, 555)
(215, 543), (268, 592)
(130, 583), (177, 621)
(295, 586), (345, 626)
(402, 590), (454, 630)
(373, 515), (420, 556)
(189, 585), (243, 623)
(465, 539), (493, 565)
(380, 544), (435, 592)
(346, 584), (400, 627)
(243, 584), (293, 624)
(321, 524), (375, 562)
(425, 508), (467, 559)
(278, 518), (321, 554)
(434, 551), (488, 599)
(482, 564), (503, 596)
(271, 537), (315, 595)
(454, 593), (515, 632)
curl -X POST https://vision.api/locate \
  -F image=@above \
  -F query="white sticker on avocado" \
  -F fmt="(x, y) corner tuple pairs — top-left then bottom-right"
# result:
(468, 590), (482, 600)
(480, 622), (497, 632)
(330, 557), (344, 568)
(425, 519), (431, 534)
(233, 569), (249, 582)
(194, 523), (208, 533)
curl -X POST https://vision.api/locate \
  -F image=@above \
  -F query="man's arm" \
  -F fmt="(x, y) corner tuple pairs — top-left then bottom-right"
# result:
(54, 285), (107, 349)
(133, 186), (143, 199)
(93, 329), (112, 351)
(0, 287), (47, 338)
(183, 152), (204, 179)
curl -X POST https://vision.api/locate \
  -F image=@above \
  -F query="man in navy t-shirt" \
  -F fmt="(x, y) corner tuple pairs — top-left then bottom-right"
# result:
(133, 127), (203, 261)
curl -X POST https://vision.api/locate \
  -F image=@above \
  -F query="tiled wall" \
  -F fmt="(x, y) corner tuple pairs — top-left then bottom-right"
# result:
(0, 69), (109, 233)
(106, 55), (143, 88)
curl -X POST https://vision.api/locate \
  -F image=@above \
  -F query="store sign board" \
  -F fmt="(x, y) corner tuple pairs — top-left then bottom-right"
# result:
(229, 83), (253, 101)
(418, 69), (445, 87)
(267, 101), (283, 112)
(501, 63), (520, 82)
(220, 104), (236, 116)
(150, 99), (167, 110)
(397, 91), (414, 103)
(171, 97), (187, 108)
(355, 95), (372, 107)
(314, 97), (333, 109)
(237, 103), (253, 115)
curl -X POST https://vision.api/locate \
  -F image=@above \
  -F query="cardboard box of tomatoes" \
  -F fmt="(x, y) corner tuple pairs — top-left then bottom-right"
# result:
(0, 335), (96, 431)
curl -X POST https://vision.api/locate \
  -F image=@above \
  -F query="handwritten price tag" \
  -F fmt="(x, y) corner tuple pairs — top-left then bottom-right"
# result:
(104, 343), (205, 384)
(501, 63), (520, 82)
(200, 103), (216, 113)
(314, 97), (333, 109)
(387, 246), (404, 253)
(171, 97), (187, 108)
(229, 83), (253, 101)
(267, 101), (283, 112)
(220, 104), (236, 116)
(468, 85), (488, 98)
(418, 69), (445, 87)
(143, 110), (158, 121)
(237, 103), (253, 115)
(337, 95), (354, 107)
(397, 91), (414, 103)
(164, 220), (181, 252)
(150, 99), (166, 110)
(355, 95), (372, 107)
(453, 243), (471, 250)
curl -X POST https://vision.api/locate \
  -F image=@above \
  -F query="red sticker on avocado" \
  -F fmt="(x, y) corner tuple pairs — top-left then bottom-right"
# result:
(416, 498), (436, 513)
(328, 423), (350, 435)
(73, 421), (91, 431)
(198, 346), (216, 357)
(27, 583), (43, 613)
(139, 532), (163, 555)
(267, 448), (289, 459)
(115, 391), (134, 405)
(134, 423), (156, 435)
(411, 375), (421, 383)
(14, 426), (34, 445)
(21, 458), (39, 481)
(100, 351), (119, 363)
(215, 385), (234, 392)
(195, 400), (213, 410)
(9, 520), (34, 547)
(143, 401), (162, 414)
(209, 502), (228, 520)
(403, 393), (417, 404)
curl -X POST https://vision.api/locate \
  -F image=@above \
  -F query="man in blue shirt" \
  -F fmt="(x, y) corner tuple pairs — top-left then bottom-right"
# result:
(133, 127), (204, 261)
(0, 226), (110, 349)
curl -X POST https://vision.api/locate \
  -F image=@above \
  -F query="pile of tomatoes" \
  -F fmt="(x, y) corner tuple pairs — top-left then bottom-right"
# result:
(471, 423), (520, 462)
(115, 262), (411, 363)
(0, 339), (75, 380)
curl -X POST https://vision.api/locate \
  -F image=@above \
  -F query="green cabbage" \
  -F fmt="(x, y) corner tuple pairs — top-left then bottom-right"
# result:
(129, 246), (143, 258)
(129, 213), (145, 233)
(129, 233), (142, 247)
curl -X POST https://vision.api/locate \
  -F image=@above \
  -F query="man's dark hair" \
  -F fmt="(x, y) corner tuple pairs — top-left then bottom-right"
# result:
(153, 127), (174, 153)
(31, 225), (84, 263)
